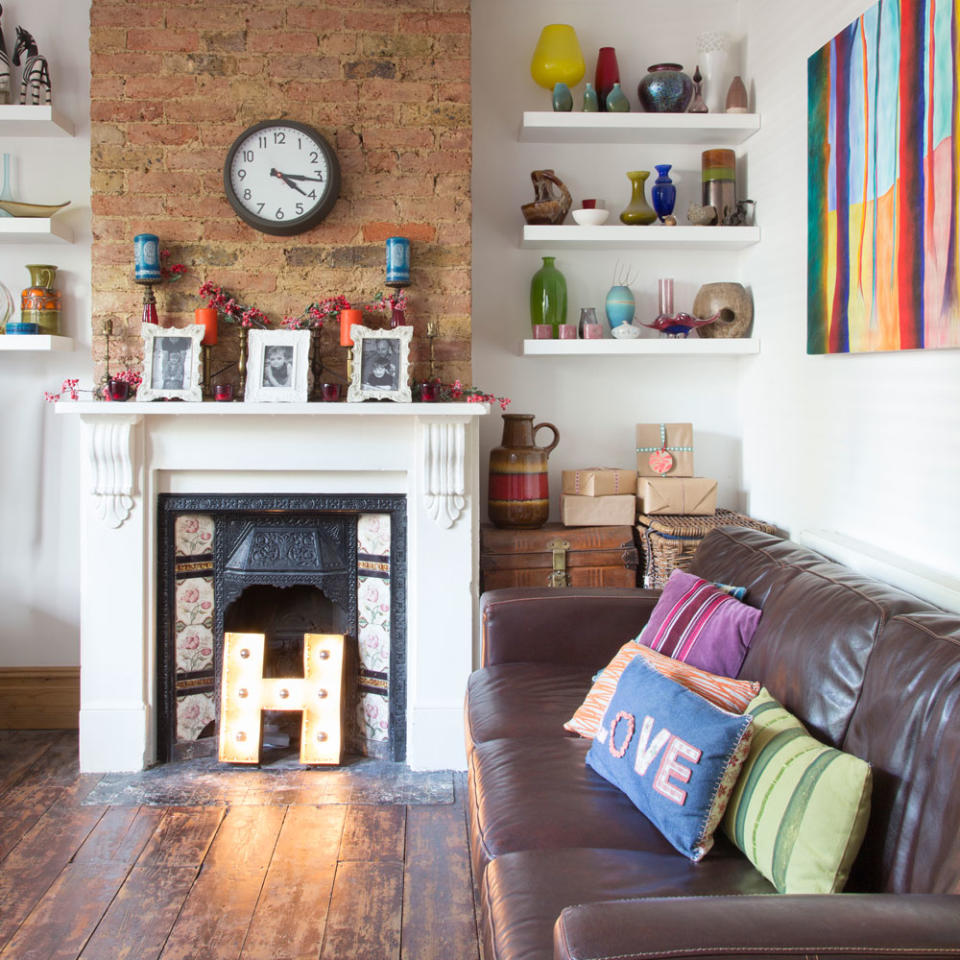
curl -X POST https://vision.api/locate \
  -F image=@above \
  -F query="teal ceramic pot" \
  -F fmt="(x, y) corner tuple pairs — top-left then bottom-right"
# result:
(582, 82), (599, 111)
(605, 284), (635, 328)
(530, 256), (567, 336)
(552, 82), (573, 111)
(604, 82), (630, 112)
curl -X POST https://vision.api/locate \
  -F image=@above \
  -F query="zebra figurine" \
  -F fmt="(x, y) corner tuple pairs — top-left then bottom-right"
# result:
(12, 26), (51, 106)
(0, 6), (10, 106)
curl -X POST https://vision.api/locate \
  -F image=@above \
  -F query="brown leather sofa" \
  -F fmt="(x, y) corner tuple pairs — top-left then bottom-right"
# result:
(465, 527), (960, 960)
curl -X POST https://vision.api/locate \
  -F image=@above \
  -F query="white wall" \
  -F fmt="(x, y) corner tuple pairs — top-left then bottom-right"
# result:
(0, 0), (91, 666)
(472, 1), (752, 520)
(740, 0), (960, 581)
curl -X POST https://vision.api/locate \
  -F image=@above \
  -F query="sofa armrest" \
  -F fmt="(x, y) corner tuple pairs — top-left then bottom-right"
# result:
(480, 587), (660, 668)
(554, 894), (960, 960)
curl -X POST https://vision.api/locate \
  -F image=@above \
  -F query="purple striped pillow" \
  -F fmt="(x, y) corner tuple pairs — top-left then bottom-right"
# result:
(638, 570), (761, 677)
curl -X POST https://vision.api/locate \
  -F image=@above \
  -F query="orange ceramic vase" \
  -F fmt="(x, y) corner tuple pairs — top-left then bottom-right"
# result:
(488, 414), (560, 529)
(21, 264), (60, 335)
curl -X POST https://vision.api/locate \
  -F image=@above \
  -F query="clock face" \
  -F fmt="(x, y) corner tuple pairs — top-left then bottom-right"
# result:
(223, 120), (341, 236)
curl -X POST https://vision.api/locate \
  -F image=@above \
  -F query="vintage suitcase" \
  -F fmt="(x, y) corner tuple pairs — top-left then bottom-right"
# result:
(479, 523), (640, 592)
(636, 509), (777, 589)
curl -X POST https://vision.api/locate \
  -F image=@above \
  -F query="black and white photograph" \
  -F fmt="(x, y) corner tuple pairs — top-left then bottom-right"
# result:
(347, 326), (412, 403)
(245, 329), (310, 402)
(136, 323), (204, 402)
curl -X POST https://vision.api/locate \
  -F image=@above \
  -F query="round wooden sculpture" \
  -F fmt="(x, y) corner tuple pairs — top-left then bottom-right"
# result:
(692, 282), (753, 338)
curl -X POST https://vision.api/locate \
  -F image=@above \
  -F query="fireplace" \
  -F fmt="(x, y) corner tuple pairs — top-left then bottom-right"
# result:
(60, 402), (488, 772)
(156, 495), (407, 764)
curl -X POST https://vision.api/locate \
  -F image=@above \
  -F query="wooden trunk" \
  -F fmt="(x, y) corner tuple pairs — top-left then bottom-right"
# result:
(479, 523), (639, 592)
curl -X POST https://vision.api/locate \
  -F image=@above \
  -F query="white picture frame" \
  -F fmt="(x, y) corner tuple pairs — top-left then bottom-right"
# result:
(347, 325), (412, 403)
(136, 323), (204, 402)
(244, 329), (311, 403)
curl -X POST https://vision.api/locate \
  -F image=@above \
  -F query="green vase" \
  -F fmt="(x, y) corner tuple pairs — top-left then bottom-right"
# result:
(530, 256), (567, 337)
(619, 170), (657, 225)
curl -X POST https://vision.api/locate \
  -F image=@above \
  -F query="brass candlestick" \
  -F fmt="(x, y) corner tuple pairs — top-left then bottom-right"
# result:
(310, 326), (324, 400)
(426, 319), (438, 382)
(237, 326), (248, 397)
(201, 343), (212, 399)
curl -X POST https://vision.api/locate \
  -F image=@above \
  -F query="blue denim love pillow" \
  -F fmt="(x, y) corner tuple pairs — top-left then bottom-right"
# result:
(586, 656), (754, 860)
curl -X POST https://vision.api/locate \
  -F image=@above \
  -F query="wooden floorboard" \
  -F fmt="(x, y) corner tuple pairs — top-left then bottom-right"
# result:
(0, 732), (482, 960)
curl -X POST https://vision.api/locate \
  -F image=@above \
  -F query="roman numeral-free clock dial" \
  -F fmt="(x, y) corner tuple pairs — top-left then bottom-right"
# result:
(223, 119), (341, 236)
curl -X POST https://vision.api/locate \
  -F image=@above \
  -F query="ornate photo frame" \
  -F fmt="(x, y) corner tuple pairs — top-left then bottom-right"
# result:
(347, 325), (412, 403)
(136, 323), (204, 402)
(244, 329), (311, 402)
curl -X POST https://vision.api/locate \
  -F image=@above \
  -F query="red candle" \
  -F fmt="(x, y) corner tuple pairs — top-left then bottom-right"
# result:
(195, 307), (218, 346)
(340, 308), (362, 346)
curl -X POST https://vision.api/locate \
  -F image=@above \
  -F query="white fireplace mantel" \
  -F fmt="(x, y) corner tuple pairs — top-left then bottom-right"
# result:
(58, 401), (490, 773)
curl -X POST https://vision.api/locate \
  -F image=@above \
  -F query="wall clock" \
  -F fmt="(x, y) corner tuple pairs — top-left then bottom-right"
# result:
(223, 119), (341, 236)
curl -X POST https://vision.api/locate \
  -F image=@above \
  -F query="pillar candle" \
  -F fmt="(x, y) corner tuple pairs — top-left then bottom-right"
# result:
(134, 233), (161, 282)
(195, 307), (218, 346)
(385, 236), (410, 286)
(340, 308), (362, 346)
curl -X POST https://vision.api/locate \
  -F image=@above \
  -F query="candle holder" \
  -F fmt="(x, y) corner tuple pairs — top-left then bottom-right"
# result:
(426, 319), (438, 382)
(201, 343), (212, 399)
(237, 326), (248, 397)
(310, 327), (324, 401)
(138, 282), (159, 325)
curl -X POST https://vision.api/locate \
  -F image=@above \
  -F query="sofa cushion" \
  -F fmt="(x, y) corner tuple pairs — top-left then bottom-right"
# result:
(639, 569), (761, 676)
(587, 658), (754, 861)
(565, 640), (760, 738)
(484, 847), (773, 960)
(842, 611), (960, 895)
(465, 663), (593, 749)
(723, 689), (872, 893)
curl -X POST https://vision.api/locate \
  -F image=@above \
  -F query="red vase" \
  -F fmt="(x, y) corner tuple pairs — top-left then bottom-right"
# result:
(488, 414), (560, 529)
(595, 47), (621, 112)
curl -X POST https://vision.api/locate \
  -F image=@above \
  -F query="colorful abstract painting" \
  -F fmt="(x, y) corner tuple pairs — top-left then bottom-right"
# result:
(808, 0), (960, 353)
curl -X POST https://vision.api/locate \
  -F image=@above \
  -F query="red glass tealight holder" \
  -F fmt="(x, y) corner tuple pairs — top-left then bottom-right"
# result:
(214, 383), (234, 402)
(108, 378), (130, 401)
(419, 381), (439, 402)
(321, 382), (341, 402)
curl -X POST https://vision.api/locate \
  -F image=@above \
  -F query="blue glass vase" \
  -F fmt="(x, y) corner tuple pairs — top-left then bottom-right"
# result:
(651, 164), (676, 222)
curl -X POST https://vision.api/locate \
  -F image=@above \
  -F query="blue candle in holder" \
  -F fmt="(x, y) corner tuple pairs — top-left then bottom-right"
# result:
(385, 236), (410, 286)
(134, 233), (161, 283)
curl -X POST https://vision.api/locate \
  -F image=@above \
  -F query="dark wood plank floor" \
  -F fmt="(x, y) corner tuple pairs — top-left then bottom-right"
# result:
(0, 731), (482, 960)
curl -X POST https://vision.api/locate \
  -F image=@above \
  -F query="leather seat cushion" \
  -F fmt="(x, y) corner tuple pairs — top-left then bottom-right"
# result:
(484, 847), (773, 960)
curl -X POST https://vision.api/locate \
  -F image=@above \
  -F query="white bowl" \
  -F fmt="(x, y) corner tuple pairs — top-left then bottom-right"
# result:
(571, 207), (610, 226)
(610, 323), (641, 340)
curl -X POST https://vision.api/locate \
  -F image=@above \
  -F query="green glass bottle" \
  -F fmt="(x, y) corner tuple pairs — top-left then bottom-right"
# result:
(529, 256), (567, 337)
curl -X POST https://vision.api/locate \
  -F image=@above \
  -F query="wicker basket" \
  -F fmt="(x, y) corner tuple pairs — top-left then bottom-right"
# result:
(636, 509), (777, 589)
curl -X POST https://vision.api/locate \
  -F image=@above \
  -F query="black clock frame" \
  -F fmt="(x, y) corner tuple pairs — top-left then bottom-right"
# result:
(223, 119), (341, 237)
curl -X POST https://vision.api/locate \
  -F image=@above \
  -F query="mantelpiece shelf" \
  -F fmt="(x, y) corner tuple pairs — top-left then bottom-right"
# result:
(521, 337), (760, 356)
(0, 104), (74, 137)
(0, 334), (73, 352)
(0, 218), (73, 243)
(520, 111), (760, 145)
(521, 224), (759, 250)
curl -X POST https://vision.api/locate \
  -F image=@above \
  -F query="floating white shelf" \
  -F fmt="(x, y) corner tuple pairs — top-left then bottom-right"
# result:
(521, 224), (759, 250)
(519, 111), (760, 145)
(0, 104), (74, 137)
(0, 217), (73, 243)
(521, 337), (760, 357)
(0, 334), (73, 352)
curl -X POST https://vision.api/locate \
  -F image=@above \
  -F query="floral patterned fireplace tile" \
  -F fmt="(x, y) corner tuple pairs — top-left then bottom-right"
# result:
(357, 513), (391, 752)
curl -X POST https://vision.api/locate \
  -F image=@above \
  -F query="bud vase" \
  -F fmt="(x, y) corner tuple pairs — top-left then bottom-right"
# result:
(619, 171), (656, 225)
(21, 264), (61, 335)
(651, 164), (677, 222)
(529, 256), (567, 338)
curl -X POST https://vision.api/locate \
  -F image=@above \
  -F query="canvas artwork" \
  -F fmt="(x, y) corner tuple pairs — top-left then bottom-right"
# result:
(808, 0), (960, 353)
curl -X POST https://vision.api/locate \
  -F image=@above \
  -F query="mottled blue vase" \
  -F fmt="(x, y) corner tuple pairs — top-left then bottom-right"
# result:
(604, 82), (629, 112)
(637, 63), (693, 113)
(552, 82), (573, 112)
(582, 82), (599, 112)
(651, 164), (676, 221)
(605, 284), (636, 328)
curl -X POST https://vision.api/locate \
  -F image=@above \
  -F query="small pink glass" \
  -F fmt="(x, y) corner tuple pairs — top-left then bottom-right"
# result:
(321, 382), (341, 402)
(532, 323), (553, 339)
(214, 383), (234, 402)
(582, 323), (603, 339)
(558, 324), (577, 339)
(419, 381), (439, 402)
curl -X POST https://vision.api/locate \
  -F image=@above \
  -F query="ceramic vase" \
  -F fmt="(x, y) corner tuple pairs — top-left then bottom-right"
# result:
(692, 282), (753, 338)
(530, 24), (585, 90)
(637, 64), (693, 113)
(619, 170), (656, 225)
(530, 256), (567, 337)
(725, 75), (748, 112)
(605, 284), (636, 329)
(488, 414), (560, 529)
(604, 81), (629, 112)
(582, 82), (599, 112)
(21, 264), (61, 335)
(552, 82), (573, 111)
(696, 31), (732, 113)
(651, 164), (677, 221)
(701, 149), (737, 224)
(594, 46), (620, 111)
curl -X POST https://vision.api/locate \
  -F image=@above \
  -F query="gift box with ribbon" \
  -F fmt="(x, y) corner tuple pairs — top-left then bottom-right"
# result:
(635, 422), (694, 477)
(562, 467), (638, 497)
(638, 476), (717, 516)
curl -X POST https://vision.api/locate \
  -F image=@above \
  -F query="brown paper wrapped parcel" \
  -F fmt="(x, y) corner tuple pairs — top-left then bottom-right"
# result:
(561, 467), (638, 497)
(638, 476), (718, 516)
(635, 422), (694, 477)
(561, 494), (637, 527)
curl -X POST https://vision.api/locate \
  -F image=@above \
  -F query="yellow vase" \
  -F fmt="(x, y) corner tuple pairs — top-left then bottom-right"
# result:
(530, 25), (585, 90)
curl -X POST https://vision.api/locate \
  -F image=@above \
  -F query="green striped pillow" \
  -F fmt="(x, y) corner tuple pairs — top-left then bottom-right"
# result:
(722, 689), (872, 894)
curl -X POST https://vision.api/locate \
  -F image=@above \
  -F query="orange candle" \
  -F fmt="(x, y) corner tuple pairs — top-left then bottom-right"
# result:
(195, 307), (218, 346)
(340, 308), (362, 346)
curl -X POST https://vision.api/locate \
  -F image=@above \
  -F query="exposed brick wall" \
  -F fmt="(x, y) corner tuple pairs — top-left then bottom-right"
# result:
(89, 0), (471, 390)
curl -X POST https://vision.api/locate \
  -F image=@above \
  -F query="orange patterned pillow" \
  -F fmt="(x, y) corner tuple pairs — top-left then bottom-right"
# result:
(564, 641), (761, 738)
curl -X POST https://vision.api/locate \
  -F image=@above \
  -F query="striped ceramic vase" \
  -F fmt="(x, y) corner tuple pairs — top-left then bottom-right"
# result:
(488, 414), (559, 529)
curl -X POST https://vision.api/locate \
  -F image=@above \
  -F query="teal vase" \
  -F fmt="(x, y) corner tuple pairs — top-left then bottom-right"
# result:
(619, 170), (657, 225)
(582, 82), (599, 111)
(605, 81), (630, 112)
(605, 284), (635, 328)
(530, 256), (567, 336)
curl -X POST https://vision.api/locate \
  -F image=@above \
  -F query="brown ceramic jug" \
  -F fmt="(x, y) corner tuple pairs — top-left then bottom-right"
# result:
(488, 414), (560, 529)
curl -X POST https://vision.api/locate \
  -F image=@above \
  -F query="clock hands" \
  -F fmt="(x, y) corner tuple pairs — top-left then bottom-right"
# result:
(270, 168), (308, 196)
(281, 173), (325, 182)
